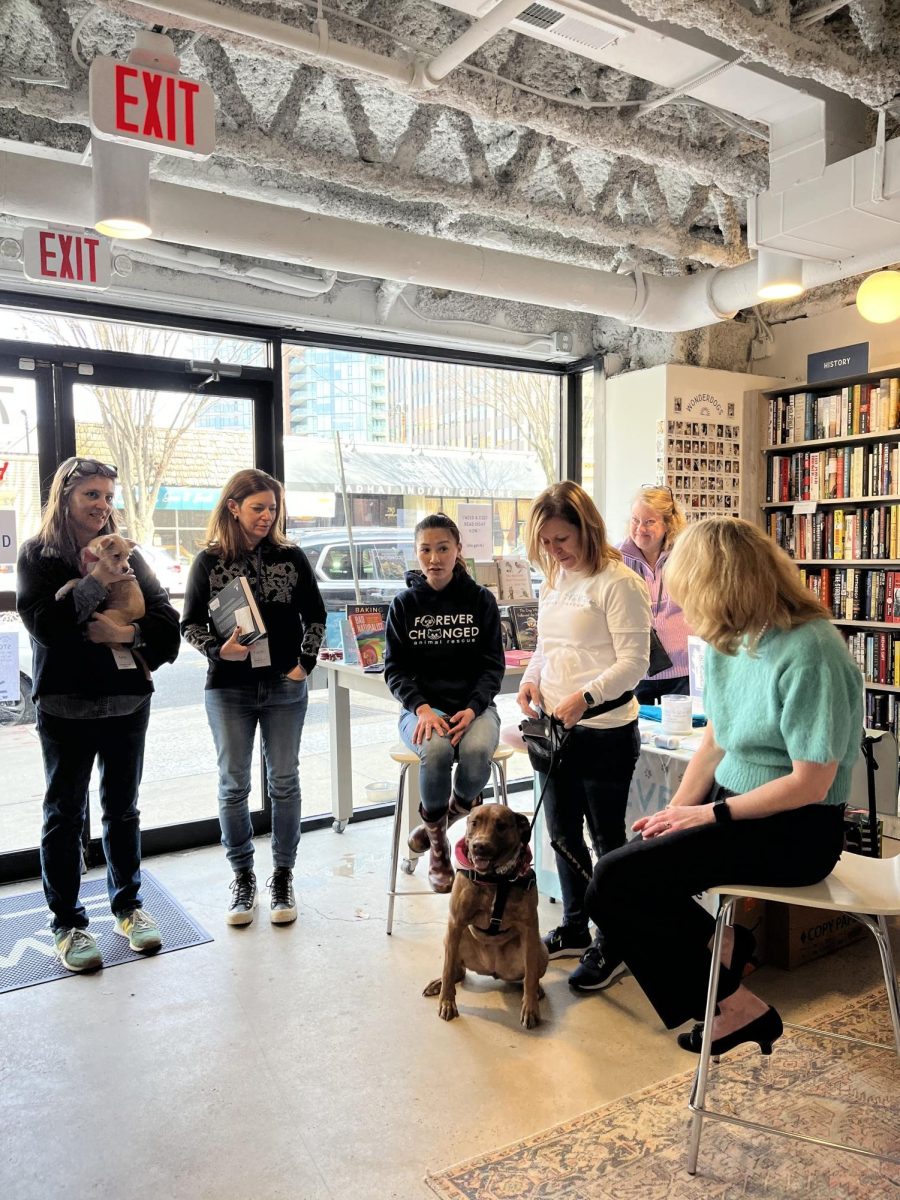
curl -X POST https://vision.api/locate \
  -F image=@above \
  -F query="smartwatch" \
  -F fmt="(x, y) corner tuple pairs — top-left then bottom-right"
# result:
(582, 689), (597, 707)
(712, 797), (732, 824)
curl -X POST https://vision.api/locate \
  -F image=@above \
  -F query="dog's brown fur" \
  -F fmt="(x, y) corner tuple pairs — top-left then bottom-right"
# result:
(55, 535), (145, 624)
(423, 805), (549, 1029)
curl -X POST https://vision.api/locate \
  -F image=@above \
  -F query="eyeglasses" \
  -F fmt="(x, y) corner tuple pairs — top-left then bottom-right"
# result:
(641, 483), (674, 500)
(63, 457), (118, 484)
(631, 516), (662, 529)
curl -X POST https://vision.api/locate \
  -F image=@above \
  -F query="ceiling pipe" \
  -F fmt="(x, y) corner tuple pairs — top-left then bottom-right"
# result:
(421, 0), (534, 85)
(4, 148), (900, 331)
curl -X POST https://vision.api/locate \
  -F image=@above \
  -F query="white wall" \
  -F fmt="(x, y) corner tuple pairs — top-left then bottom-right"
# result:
(762, 301), (900, 384)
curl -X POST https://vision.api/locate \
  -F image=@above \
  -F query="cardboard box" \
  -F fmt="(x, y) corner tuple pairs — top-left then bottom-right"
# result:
(765, 903), (865, 970)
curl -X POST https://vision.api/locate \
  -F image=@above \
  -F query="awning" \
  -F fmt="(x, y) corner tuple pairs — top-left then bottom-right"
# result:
(284, 437), (545, 500)
(114, 485), (221, 511)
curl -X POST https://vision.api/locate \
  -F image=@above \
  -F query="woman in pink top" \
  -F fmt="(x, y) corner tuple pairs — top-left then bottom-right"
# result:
(618, 485), (692, 704)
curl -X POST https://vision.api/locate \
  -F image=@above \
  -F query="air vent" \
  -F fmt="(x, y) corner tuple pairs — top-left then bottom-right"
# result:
(518, 3), (565, 31)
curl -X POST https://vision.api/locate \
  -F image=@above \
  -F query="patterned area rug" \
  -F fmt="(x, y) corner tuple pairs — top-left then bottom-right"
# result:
(0, 870), (213, 993)
(426, 988), (900, 1200)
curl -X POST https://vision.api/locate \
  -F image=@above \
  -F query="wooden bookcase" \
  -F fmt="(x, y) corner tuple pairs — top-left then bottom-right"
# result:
(760, 365), (900, 740)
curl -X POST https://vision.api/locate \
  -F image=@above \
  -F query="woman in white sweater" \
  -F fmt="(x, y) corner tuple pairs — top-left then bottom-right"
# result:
(518, 481), (650, 992)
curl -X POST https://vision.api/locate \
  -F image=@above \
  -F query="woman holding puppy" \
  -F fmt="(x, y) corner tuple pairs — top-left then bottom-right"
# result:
(384, 513), (505, 893)
(17, 456), (180, 973)
(181, 470), (326, 927)
(518, 482), (650, 992)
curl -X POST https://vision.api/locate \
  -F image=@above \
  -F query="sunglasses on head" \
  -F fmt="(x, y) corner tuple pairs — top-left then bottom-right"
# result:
(63, 457), (118, 484)
(641, 483), (674, 499)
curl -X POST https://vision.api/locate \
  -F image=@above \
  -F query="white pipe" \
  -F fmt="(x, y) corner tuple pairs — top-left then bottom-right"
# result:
(127, 0), (415, 86)
(4, 149), (900, 331)
(423, 0), (534, 85)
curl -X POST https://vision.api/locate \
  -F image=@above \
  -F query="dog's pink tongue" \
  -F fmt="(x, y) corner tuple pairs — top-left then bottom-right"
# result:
(472, 853), (491, 871)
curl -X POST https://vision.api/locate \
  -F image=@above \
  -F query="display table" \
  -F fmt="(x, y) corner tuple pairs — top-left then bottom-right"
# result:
(317, 659), (526, 834)
(534, 720), (704, 902)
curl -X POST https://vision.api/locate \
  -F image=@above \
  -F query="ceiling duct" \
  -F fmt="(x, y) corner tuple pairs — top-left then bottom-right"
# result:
(513, 1), (634, 52)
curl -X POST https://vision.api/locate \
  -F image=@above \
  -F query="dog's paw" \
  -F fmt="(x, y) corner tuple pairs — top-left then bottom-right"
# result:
(520, 1002), (541, 1029)
(422, 978), (442, 997)
(438, 999), (459, 1021)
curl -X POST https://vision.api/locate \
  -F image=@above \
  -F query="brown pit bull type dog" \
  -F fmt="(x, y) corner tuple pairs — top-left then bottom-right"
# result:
(424, 804), (549, 1029)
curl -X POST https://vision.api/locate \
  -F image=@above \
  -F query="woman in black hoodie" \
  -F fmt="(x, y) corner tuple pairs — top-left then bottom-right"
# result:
(384, 513), (504, 892)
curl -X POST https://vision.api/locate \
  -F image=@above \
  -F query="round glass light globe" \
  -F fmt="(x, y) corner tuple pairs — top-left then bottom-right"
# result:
(856, 271), (900, 324)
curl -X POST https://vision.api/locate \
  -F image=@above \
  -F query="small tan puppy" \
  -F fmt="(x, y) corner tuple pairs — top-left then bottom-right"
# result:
(55, 534), (145, 624)
(424, 804), (549, 1029)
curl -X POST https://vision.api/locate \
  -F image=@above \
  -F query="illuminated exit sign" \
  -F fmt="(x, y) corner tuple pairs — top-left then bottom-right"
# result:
(23, 227), (112, 290)
(89, 56), (215, 158)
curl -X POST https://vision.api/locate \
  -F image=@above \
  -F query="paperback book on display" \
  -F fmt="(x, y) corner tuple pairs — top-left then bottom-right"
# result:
(209, 576), (267, 646)
(347, 607), (387, 672)
(509, 602), (539, 651)
(494, 556), (532, 601)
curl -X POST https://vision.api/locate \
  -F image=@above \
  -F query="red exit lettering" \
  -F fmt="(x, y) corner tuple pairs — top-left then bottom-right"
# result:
(114, 64), (201, 148)
(38, 232), (102, 284)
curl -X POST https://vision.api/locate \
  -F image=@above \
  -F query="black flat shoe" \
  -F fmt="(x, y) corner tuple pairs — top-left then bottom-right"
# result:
(677, 1005), (783, 1057)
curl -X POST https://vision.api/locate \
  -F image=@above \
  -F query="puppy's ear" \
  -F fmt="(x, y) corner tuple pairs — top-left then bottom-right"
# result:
(97, 535), (114, 551)
(515, 811), (532, 846)
(126, 539), (138, 549)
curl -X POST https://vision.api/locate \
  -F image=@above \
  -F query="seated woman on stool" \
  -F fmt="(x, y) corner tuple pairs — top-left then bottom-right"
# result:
(618, 485), (692, 704)
(385, 513), (505, 893)
(586, 518), (862, 1056)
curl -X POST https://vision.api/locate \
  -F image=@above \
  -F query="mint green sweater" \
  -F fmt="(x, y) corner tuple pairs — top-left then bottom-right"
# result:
(705, 620), (863, 806)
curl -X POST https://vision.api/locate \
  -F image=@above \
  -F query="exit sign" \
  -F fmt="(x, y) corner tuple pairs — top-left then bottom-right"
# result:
(89, 56), (215, 158)
(23, 227), (112, 290)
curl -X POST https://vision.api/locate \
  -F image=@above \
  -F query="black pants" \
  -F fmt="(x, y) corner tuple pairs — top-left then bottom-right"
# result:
(539, 720), (640, 938)
(634, 675), (690, 705)
(585, 801), (845, 1029)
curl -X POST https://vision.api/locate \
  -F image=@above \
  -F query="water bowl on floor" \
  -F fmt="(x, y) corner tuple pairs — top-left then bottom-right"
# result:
(365, 781), (397, 807)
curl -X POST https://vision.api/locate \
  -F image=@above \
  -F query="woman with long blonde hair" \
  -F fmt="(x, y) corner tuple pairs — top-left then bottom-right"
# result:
(181, 469), (326, 927)
(618, 485), (692, 704)
(586, 518), (862, 1056)
(517, 481), (650, 992)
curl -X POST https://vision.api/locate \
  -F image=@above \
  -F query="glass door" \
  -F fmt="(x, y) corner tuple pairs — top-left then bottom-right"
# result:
(66, 369), (270, 860)
(0, 362), (47, 877)
(0, 349), (274, 883)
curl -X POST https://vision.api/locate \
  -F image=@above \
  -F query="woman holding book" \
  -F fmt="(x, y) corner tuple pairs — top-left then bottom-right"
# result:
(17, 456), (180, 972)
(181, 469), (326, 926)
(618, 485), (692, 704)
(517, 481), (650, 993)
(585, 519), (861, 1055)
(384, 513), (505, 893)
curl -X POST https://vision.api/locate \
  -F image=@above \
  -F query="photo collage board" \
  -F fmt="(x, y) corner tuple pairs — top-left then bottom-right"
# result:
(658, 388), (743, 521)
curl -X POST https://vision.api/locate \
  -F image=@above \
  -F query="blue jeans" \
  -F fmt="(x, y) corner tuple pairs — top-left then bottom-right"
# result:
(37, 700), (151, 932)
(205, 676), (309, 872)
(398, 705), (501, 820)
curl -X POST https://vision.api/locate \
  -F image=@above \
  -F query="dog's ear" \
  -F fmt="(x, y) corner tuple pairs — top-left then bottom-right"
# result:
(125, 539), (138, 550)
(515, 811), (532, 846)
(96, 535), (114, 551)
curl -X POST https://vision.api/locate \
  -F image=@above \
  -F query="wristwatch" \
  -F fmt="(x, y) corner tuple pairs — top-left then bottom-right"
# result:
(712, 797), (732, 823)
(582, 689), (597, 707)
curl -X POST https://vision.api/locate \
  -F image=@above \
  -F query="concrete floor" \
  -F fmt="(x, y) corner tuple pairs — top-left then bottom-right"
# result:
(1, 819), (897, 1200)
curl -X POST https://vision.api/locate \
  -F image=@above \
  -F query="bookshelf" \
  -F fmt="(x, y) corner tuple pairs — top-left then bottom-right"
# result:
(761, 365), (900, 741)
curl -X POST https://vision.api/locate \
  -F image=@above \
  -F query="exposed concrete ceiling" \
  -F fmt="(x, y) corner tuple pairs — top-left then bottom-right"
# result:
(1, 0), (899, 365)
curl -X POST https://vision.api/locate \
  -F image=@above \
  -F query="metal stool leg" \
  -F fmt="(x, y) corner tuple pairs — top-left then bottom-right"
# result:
(490, 759), (510, 806)
(386, 764), (408, 936)
(687, 899), (734, 1175)
(874, 914), (900, 1056)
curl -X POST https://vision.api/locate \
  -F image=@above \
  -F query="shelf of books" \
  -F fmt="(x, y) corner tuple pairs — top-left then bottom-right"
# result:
(763, 368), (900, 741)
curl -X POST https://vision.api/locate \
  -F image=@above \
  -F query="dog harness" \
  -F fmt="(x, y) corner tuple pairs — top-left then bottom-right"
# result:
(454, 839), (536, 937)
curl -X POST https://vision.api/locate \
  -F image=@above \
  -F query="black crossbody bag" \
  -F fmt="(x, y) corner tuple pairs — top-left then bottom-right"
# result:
(519, 693), (634, 775)
(646, 566), (673, 677)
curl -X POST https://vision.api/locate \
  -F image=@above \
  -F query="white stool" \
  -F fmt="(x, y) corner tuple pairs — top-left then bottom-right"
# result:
(385, 742), (513, 935)
(687, 851), (900, 1174)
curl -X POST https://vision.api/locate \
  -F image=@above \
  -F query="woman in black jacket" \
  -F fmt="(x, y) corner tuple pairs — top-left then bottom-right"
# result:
(17, 456), (180, 973)
(384, 513), (504, 892)
(181, 469), (325, 927)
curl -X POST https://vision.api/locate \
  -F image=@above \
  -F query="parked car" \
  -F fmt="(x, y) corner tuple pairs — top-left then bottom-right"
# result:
(136, 543), (187, 597)
(288, 526), (418, 615)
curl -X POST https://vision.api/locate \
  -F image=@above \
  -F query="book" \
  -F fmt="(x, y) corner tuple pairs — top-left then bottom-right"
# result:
(208, 575), (267, 645)
(494, 556), (533, 601)
(339, 619), (360, 665)
(504, 649), (533, 667)
(498, 613), (517, 651)
(509, 601), (539, 651)
(347, 609), (386, 672)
